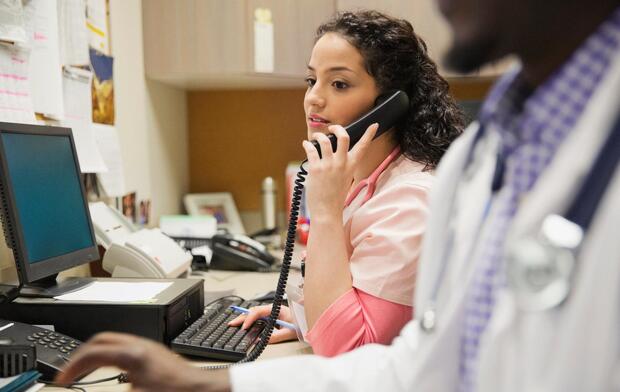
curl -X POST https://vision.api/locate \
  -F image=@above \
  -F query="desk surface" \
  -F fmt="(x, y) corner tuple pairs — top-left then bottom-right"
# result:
(43, 269), (311, 391)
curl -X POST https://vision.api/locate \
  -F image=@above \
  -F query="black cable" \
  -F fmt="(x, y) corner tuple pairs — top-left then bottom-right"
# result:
(39, 373), (125, 387)
(201, 160), (308, 371)
(204, 295), (245, 308)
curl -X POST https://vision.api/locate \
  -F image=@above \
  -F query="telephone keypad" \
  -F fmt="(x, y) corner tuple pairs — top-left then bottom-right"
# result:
(26, 329), (81, 355)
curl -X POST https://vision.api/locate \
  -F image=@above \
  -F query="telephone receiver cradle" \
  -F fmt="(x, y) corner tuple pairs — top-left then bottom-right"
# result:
(311, 90), (410, 157)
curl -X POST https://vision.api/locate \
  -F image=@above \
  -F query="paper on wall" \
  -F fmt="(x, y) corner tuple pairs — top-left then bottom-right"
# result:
(0, 44), (36, 123)
(253, 8), (274, 73)
(58, 0), (89, 66)
(61, 66), (107, 173)
(93, 123), (126, 197)
(23, 0), (63, 119)
(0, 0), (26, 43)
(86, 0), (109, 55)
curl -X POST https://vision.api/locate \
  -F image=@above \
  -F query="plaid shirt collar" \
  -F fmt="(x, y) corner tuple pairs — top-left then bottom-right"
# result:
(478, 7), (620, 158)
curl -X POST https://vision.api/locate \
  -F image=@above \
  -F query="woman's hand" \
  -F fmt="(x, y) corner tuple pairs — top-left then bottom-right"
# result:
(302, 123), (379, 221)
(228, 305), (297, 343)
(55, 332), (230, 392)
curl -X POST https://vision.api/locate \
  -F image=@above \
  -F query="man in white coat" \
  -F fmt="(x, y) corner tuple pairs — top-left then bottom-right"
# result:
(57, 0), (620, 391)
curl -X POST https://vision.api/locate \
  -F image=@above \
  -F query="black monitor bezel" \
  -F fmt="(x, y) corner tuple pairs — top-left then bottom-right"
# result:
(0, 122), (100, 284)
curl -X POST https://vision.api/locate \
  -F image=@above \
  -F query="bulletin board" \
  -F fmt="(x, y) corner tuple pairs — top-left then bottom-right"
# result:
(0, 0), (125, 197)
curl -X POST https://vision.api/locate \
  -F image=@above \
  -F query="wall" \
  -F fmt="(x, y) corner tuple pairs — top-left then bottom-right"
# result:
(109, 0), (188, 222)
(188, 89), (307, 222)
(0, 0), (189, 283)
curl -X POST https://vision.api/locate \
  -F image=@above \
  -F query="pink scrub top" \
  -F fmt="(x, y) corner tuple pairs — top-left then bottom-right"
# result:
(305, 147), (434, 356)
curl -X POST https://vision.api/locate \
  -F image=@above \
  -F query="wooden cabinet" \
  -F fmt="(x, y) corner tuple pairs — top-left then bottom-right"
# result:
(246, 0), (335, 76)
(336, 0), (512, 77)
(142, 0), (335, 89)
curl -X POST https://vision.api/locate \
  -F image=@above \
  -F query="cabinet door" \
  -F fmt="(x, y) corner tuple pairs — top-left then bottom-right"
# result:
(296, 1), (337, 70)
(192, 0), (248, 75)
(336, 0), (511, 77)
(247, 0), (335, 76)
(143, 0), (247, 79)
(143, 0), (184, 77)
(336, 0), (452, 72)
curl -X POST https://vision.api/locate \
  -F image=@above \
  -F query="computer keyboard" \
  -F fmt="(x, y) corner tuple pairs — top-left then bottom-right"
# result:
(170, 297), (266, 361)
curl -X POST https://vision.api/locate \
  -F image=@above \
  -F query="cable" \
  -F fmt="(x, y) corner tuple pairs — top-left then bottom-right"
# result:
(204, 295), (245, 308)
(39, 373), (125, 387)
(201, 160), (308, 371)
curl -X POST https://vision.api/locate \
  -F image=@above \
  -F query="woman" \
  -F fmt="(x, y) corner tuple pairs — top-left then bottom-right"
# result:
(230, 10), (463, 356)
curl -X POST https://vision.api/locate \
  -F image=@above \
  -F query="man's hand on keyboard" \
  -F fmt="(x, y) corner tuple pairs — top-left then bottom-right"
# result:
(55, 332), (231, 392)
(228, 305), (297, 343)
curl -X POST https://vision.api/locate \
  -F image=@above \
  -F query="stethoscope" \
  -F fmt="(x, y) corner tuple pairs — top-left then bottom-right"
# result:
(419, 115), (620, 332)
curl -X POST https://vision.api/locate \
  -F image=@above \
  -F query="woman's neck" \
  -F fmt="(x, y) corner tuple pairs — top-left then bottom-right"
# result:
(352, 130), (398, 186)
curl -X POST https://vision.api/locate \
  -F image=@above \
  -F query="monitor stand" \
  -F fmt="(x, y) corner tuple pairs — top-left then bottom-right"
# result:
(19, 275), (93, 298)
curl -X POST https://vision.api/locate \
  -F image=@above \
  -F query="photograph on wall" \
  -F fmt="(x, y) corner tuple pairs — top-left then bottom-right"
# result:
(138, 199), (151, 226)
(89, 47), (114, 124)
(121, 191), (136, 223)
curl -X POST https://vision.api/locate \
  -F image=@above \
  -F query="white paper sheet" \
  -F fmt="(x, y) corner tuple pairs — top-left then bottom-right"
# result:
(58, 0), (89, 66)
(0, 43), (36, 123)
(93, 123), (126, 196)
(253, 8), (274, 73)
(0, 0), (26, 43)
(61, 66), (107, 173)
(54, 281), (173, 302)
(86, 0), (109, 55)
(23, 0), (63, 119)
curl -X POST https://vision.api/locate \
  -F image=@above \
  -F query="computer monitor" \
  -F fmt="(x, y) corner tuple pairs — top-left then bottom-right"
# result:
(0, 122), (99, 297)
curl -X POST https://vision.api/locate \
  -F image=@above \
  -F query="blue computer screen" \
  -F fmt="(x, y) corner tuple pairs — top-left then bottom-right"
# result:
(1, 132), (94, 263)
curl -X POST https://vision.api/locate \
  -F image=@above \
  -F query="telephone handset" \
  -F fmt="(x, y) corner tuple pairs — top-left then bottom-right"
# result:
(311, 90), (410, 157)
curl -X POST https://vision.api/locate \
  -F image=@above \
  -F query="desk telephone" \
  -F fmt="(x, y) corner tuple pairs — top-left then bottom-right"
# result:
(172, 90), (411, 364)
(175, 233), (276, 272)
(88, 202), (192, 278)
(207, 233), (276, 272)
(0, 319), (82, 380)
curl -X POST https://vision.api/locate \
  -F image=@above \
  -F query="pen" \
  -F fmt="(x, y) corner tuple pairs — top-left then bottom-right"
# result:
(0, 322), (14, 332)
(229, 305), (298, 331)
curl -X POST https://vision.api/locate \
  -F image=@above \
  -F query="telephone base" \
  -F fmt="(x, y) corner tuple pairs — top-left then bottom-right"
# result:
(18, 277), (93, 298)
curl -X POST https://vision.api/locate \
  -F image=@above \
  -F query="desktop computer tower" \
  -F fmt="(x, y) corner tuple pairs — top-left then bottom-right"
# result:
(0, 278), (204, 344)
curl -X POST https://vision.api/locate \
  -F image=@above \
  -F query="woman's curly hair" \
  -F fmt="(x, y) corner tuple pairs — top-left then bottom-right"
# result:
(316, 10), (464, 169)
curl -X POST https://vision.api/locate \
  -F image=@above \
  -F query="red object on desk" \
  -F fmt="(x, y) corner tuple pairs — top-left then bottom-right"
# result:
(296, 217), (310, 245)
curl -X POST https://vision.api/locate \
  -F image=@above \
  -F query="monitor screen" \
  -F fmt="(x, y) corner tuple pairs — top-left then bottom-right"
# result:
(0, 123), (99, 284)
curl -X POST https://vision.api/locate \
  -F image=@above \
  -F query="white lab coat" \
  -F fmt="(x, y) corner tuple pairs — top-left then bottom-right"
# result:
(230, 52), (620, 392)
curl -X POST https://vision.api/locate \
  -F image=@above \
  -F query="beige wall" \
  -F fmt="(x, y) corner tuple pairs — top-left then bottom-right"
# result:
(109, 0), (188, 223)
(0, 0), (188, 283)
